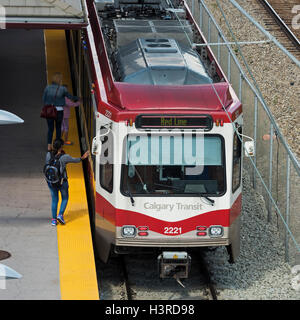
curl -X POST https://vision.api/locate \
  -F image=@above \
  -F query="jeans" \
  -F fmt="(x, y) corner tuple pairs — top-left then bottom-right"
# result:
(47, 110), (64, 144)
(47, 180), (69, 219)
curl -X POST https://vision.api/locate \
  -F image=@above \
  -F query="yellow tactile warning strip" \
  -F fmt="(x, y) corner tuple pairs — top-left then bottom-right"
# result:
(44, 30), (99, 300)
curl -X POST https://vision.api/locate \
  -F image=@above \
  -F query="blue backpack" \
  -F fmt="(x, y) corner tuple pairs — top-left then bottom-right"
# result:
(44, 153), (63, 188)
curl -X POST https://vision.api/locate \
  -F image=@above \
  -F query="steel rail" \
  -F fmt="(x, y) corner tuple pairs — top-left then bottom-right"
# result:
(257, 0), (300, 50)
(227, 0), (300, 68)
(119, 256), (133, 300)
(205, 0), (300, 176)
(198, 252), (218, 300)
(200, 0), (300, 256)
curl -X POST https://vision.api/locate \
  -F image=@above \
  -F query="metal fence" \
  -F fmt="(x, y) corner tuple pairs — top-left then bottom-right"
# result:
(186, 0), (300, 265)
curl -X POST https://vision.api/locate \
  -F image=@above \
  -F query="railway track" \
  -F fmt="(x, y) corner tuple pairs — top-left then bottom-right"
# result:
(119, 256), (134, 300)
(117, 251), (218, 300)
(197, 251), (218, 300)
(256, 0), (300, 59)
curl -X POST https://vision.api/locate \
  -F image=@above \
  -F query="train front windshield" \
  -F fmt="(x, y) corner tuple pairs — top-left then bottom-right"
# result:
(121, 134), (226, 196)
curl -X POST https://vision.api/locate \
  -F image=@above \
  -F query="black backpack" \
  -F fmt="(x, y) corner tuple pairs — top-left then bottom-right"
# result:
(44, 153), (63, 188)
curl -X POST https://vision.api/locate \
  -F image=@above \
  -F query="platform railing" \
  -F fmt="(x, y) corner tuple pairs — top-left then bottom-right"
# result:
(186, 0), (300, 265)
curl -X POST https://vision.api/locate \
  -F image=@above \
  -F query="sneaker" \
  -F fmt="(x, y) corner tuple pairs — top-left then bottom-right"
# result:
(57, 214), (65, 225)
(64, 141), (73, 145)
(51, 219), (57, 226)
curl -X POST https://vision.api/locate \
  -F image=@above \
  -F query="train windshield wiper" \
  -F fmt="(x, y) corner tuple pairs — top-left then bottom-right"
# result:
(198, 194), (215, 206)
(133, 165), (148, 193)
(128, 163), (149, 193)
(153, 183), (215, 206)
(126, 179), (135, 206)
(153, 183), (182, 191)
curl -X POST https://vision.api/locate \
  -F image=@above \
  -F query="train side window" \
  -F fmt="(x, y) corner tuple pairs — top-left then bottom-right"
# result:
(232, 128), (242, 193)
(100, 133), (113, 193)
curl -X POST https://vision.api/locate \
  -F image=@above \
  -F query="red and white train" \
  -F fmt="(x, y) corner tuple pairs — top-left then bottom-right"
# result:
(68, 0), (244, 278)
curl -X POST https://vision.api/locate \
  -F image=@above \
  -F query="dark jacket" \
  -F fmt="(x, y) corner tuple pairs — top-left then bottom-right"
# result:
(42, 83), (78, 107)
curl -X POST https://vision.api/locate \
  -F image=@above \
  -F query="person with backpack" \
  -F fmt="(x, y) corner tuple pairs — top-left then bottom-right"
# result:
(44, 138), (89, 226)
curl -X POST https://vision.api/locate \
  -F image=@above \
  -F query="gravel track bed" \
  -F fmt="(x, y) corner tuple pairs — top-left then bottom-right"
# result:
(96, 252), (212, 300)
(122, 253), (212, 300)
(204, 170), (300, 300)
(191, 0), (300, 160)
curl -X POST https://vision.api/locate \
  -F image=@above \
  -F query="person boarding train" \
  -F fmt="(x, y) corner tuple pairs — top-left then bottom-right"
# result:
(44, 138), (89, 226)
(42, 72), (78, 151)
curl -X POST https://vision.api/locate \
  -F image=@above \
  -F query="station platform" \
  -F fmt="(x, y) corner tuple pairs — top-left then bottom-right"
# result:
(0, 29), (99, 300)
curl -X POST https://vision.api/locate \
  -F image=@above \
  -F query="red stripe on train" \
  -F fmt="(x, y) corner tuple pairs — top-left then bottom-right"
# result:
(95, 193), (241, 236)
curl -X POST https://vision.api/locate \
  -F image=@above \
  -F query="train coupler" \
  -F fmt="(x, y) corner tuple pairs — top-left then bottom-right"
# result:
(157, 251), (191, 282)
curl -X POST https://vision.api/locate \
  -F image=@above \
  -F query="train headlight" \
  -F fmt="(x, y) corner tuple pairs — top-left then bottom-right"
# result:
(121, 225), (136, 238)
(209, 226), (223, 237)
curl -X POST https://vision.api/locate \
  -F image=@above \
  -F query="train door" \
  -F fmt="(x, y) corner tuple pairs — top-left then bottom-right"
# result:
(227, 125), (243, 262)
(92, 124), (116, 262)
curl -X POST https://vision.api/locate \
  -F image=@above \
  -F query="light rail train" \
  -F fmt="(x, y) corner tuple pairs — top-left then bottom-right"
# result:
(67, 0), (245, 279)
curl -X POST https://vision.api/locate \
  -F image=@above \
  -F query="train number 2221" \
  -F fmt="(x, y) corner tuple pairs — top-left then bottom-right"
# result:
(164, 227), (182, 234)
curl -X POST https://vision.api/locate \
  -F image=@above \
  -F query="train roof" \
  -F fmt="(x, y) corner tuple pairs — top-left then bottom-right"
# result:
(111, 82), (233, 111)
(87, 0), (241, 118)
(117, 38), (213, 86)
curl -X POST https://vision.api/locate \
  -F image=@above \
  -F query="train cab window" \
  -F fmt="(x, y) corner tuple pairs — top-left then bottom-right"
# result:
(121, 134), (226, 196)
(100, 131), (113, 193)
(232, 128), (242, 193)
